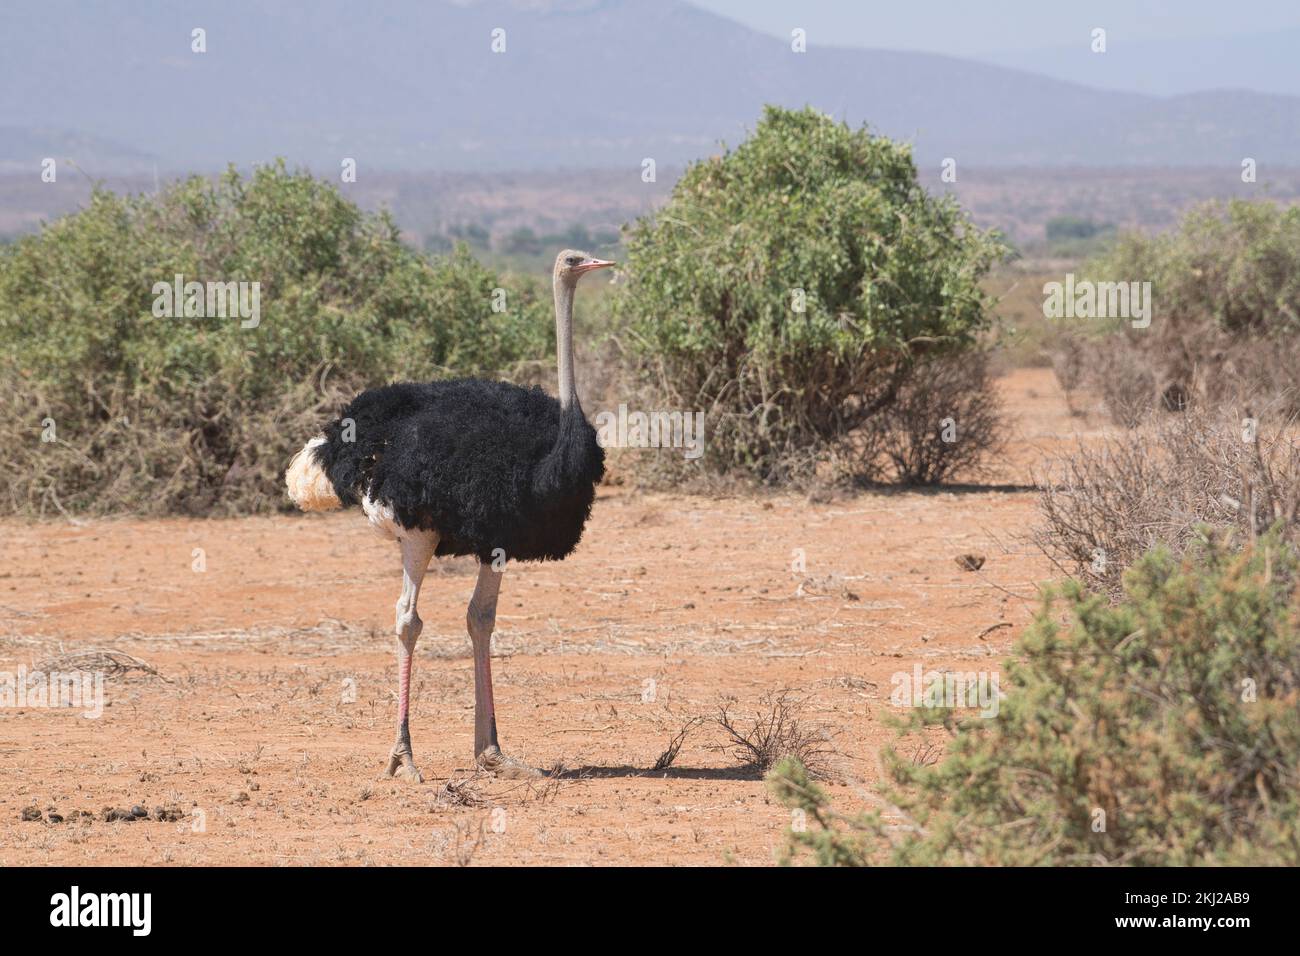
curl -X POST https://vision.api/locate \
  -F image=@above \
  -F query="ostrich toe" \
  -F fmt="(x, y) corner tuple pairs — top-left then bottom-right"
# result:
(384, 748), (424, 784)
(476, 746), (542, 779)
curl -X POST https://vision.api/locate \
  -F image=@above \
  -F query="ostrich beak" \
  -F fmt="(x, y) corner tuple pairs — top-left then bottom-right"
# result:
(575, 258), (615, 274)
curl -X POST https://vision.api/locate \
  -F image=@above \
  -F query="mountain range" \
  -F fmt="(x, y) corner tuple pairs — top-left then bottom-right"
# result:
(3, 0), (1299, 173)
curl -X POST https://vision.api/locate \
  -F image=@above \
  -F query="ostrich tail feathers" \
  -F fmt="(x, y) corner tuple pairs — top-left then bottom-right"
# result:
(286, 437), (343, 511)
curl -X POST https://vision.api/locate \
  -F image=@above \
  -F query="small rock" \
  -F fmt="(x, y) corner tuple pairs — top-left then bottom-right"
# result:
(232, 791), (250, 804)
(20, 806), (41, 822)
(130, 805), (148, 818)
(955, 553), (986, 572)
(48, 813), (64, 823)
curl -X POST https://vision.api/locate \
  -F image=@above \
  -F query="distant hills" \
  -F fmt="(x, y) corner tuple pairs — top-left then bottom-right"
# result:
(0, 127), (155, 175)
(985, 27), (1300, 99)
(3, 0), (1300, 173)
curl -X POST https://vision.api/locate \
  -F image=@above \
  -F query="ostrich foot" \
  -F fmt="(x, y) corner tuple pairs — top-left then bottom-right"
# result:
(476, 745), (542, 779)
(383, 747), (424, 784)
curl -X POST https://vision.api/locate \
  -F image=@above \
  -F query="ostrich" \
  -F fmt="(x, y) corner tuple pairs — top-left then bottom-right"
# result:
(284, 249), (613, 781)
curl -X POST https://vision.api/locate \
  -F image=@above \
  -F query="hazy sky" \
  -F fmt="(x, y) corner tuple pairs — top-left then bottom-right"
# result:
(688, 0), (1300, 55)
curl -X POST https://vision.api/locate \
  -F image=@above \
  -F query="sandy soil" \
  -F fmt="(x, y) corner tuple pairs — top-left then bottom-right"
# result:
(0, 368), (1096, 865)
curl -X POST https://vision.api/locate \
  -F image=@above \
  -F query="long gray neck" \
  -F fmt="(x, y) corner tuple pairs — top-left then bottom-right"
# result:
(553, 277), (577, 410)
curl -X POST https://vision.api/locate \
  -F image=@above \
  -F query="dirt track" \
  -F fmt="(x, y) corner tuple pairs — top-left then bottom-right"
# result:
(0, 368), (1087, 865)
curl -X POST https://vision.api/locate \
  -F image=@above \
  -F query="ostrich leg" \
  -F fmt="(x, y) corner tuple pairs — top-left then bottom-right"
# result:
(384, 530), (438, 782)
(468, 562), (540, 777)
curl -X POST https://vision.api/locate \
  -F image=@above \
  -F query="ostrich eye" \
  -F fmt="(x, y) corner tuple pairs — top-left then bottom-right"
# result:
(565, 256), (580, 266)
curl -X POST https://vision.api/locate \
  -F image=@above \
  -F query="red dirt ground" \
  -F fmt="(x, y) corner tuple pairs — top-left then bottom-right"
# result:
(0, 368), (1098, 865)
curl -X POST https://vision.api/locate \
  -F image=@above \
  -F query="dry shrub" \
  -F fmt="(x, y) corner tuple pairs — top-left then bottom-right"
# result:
(652, 715), (704, 772)
(1035, 406), (1300, 598)
(1211, 333), (1300, 414)
(1076, 326), (1300, 428)
(1049, 332), (1088, 416)
(436, 774), (490, 809)
(1089, 338), (1157, 429)
(848, 350), (1006, 485)
(31, 648), (166, 681)
(1, 366), (359, 517)
(712, 691), (836, 778)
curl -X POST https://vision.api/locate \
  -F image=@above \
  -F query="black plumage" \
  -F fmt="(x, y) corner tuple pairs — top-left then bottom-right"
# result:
(313, 378), (605, 562)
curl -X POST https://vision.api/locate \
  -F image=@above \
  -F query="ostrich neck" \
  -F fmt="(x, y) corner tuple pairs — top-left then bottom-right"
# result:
(553, 278), (578, 410)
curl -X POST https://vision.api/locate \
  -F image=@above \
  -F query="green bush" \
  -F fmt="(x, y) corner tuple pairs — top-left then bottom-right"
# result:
(1092, 200), (1300, 337)
(614, 106), (1007, 482)
(1045, 216), (1113, 243)
(1074, 199), (1300, 419)
(0, 162), (553, 516)
(772, 529), (1300, 865)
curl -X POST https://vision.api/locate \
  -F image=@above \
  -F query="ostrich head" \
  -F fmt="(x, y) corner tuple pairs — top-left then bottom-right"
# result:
(554, 249), (615, 284)
(551, 250), (613, 411)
